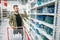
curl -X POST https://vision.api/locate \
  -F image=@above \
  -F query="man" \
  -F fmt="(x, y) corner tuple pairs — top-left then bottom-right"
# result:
(9, 5), (23, 40)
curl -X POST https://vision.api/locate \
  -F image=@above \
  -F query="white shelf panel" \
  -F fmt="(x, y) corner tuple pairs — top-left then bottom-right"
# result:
(25, 18), (53, 40)
(31, 18), (54, 29)
(30, 13), (36, 15)
(28, 0), (36, 4)
(31, 0), (55, 10)
(30, 34), (35, 40)
(36, 13), (55, 16)
(30, 13), (55, 16)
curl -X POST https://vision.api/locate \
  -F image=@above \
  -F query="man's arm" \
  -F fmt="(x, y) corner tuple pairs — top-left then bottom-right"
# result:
(9, 15), (17, 29)
(9, 15), (13, 27)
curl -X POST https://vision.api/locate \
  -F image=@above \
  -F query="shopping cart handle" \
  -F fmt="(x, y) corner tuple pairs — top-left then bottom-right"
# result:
(14, 27), (23, 29)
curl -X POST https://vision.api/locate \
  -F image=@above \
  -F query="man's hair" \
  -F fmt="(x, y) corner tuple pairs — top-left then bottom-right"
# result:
(13, 5), (18, 8)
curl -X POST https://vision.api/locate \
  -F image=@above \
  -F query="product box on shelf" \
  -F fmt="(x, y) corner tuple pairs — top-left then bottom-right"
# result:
(47, 5), (55, 13)
(31, 15), (35, 18)
(34, 36), (39, 40)
(41, 35), (49, 40)
(37, 0), (42, 5)
(36, 22), (44, 28)
(44, 26), (53, 36)
(31, 3), (36, 8)
(35, 29), (40, 35)
(37, 15), (46, 21)
(32, 26), (35, 30)
(42, 0), (52, 3)
(36, 22), (40, 28)
(43, 7), (48, 13)
(36, 15), (54, 24)
(37, 8), (43, 13)
(45, 16), (54, 24)
(30, 19), (35, 24)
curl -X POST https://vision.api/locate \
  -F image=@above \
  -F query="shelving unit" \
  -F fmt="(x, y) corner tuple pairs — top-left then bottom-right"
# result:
(0, 7), (1, 25)
(35, 13), (54, 16)
(31, 0), (55, 10)
(25, 0), (57, 40)
(0, 7), (2, 25)
(31, 18), (54, 29)
(25, 18), (53, 40)
(56, 0), (60, 40)
(23, 18), (43, 40)
(2, 9), (8, 18)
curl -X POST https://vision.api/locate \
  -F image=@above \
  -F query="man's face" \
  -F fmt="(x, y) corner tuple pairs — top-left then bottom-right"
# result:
(14, 6), (19, 12)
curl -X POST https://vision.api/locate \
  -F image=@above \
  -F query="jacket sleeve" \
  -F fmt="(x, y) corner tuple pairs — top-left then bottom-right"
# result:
(9, 15), (13, 27)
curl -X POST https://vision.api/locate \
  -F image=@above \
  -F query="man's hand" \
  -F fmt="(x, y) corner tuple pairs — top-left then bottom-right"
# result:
(12, 26), (16, 29)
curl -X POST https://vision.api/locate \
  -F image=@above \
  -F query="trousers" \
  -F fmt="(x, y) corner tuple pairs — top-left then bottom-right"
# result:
(13, 26), (23, 40)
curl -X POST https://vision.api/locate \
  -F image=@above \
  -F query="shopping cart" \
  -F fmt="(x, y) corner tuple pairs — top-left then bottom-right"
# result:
(7, 27), (23, 40)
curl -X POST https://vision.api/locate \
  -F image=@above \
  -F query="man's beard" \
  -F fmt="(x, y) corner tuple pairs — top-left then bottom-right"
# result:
(15, 10), (19, 13)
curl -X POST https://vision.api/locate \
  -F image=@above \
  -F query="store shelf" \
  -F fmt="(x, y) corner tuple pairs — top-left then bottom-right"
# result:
(36, 27), (53, 40)
(33, 24), (53, 40)
(25, 18), (53, 40)
(30, 33), (35, 40)
(30, 13), (36, 15)
(28, 0), (36, 3)
(31, 18), (54, 29)
(27, 0), (57, 40)
(0, 7), (2, 25)
(23, 19), (36, 40)
(36, 13), (54, 16)
(30, 13), (54, 16)
(30, 28), (43, 40)
(24, 19), (43, 40)
(31, 0), (55, 10)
